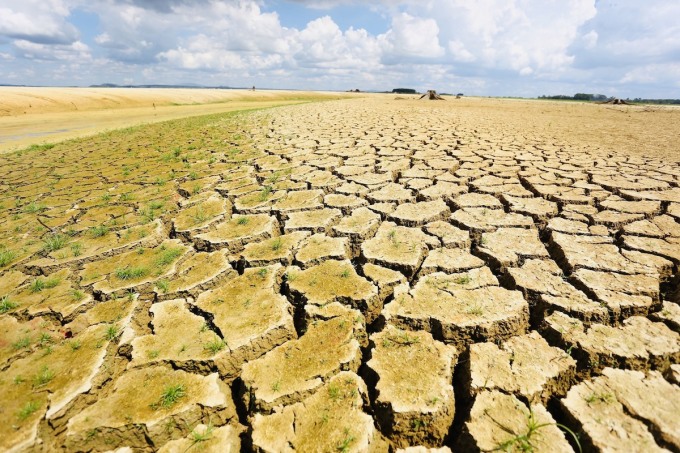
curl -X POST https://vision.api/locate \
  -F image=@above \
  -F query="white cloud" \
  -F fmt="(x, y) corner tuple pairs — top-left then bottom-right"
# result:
(0, 0), (78, 44)
(379, 13), (445, 61)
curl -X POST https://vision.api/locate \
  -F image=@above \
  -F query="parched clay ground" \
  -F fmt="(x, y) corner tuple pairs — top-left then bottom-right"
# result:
(1, 96), (679, 452)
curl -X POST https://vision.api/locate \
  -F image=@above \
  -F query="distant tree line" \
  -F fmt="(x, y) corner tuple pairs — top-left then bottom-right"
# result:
(538, 93), (680, 104)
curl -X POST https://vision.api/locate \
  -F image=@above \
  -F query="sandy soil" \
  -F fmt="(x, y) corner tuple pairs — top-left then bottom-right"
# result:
(0, 87), (351, 152)
(1, 96), (679, 452)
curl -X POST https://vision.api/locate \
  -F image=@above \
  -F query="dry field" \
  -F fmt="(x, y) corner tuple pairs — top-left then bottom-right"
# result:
(0, 95), (679, 452)
(0, 87), (349, 153)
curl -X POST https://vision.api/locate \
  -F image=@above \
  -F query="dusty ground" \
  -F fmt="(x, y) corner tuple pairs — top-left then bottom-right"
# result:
(0, 87), (349, 153)
(0, 95), (679, 452)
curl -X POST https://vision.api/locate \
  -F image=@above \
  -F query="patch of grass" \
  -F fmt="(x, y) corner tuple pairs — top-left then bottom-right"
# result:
(0, 248), (16, 267)
(105, 324), (120, 341)
(156, 279), (170, 293)
(203, 338), (226, 354)
(29, 277), (61, 293)
(27, 143), (56, 152)
(236, 216), (249, 225)
(69, 340), (82, 351)
(585, 392), (614, 404)
(101, 193), (112, 202)
(42, 233), (68, 252)
(493, 409), (582, 453)
(155, 247), (183, 267)
(340, 268), (351, 278)
(454, 274), (472, 285)
(17, 401), (40, 421)
(38, 332), (53, 347)
(152, 384), (187, 410)
(190, 422), (215, 446)
(33, 365), (55, 388)
(13, 336), (31, 350)
(23, 202), (47, 214)
(71, 289), (85, 301)
(337, 428), (356, 453)
(120, 192), (134, 202)
(0, 295), (18, 313)
(271, 237), (283, 251)
(466, 304), (484, 316)
(328, 385), (341, 400)
(90, 224), (109, 238)
(70, 242), (83, 257)
(258, 268), (268, 278)
(147, 349), (160, 359)
(258, 185), (273, 202)
(114, 266), (148, 280)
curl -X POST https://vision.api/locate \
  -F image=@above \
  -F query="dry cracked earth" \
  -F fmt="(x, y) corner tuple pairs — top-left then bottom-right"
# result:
(1, 97), (679, 452)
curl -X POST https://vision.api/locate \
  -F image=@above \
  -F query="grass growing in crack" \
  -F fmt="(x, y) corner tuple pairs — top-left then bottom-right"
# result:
(156, 279), (170, 293)
(71, 289), (85, 301)
(271, 237), (283, 251)
(584, 392), (614, 404)
(115, 266), (148, 280)
(492, 409), (582, 453)
(0, 248), (16, 267)
(90, 224), (109, 238)
(155, 247), (183, 267)
(151, 384), (187, 410)
(258, 185), (273, 202)
(204, 338), (226, 354)
(23, 202), (47, 214)
(0, 295), (18, 313)
(42, 233), (68, 252)
(17, 401), (40, 421)
(29, 277), (61, 293)
(13, 337), (30, 350)
(190, 422), (215, 446)
(70, 242), (82, 257)
(105, 324), (120, 341)
(33, 365), (55, 388)
(337, 429), (355, 453)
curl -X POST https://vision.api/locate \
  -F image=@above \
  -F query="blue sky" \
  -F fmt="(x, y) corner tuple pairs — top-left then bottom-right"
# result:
(0, 0), (678, 98)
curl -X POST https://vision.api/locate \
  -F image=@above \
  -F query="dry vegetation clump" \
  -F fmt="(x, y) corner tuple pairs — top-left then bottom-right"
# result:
(1, 95), (679, 451)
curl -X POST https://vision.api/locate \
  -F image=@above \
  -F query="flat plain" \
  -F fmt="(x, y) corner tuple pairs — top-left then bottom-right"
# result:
(0, 92), (679, 452)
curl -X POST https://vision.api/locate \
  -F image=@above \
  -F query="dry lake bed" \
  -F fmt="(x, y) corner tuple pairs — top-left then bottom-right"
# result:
(1, 91), (679, 452)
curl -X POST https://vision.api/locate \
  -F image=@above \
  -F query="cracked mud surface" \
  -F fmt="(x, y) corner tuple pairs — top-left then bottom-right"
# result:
(1, 97), (679, 452)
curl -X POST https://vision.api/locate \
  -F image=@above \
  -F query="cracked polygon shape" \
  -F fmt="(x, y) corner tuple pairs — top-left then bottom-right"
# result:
(650, 301), (680, 332)
(367, 183), (415, 204)
(451, 193), (503, 210)
(172, 194), (229, 238)
(1, 323), (113, 451)
(502, 195), (558, 222)
(623, 215), (680, 238)
(294, 233), (349, 268)
(620, 187), (680, 203)
(287, 259), (381, 322)
(549, 232), (652, 274)
(157, 423), (242, 453)
(233, 188), (285, 214)
(383, 284), (529, 348)
(465, 331), (576, 404)
(365, 325), (458, 447)
(361, 222), (429, 279)
(192, 265), (296, 379)
(559, 371), (668, 452)
(250, 372), (388, 452)
(80, 239), (189, 298)
(323, 193), (368, 215)
(477, 228), (549, 271)
(283, 208), (342, 234)
(387, 200), (450, 227)
(66, 367), (235, 451)
(363, 263), (407, 303)
(590, 210), (645, 227)
(621, 249), (675, 279)
(461, 391), (574, 453)
(193, 214), (277, 253)
(450, 208), (533, 234)
(240, 310), (365, 413)
(622, 236), (680, 264)
(600, 197), (662, 215)
(241, 231), (310, 267)
(424, 221), (470, 248)
(416, 182), (467, 202)
(8, 268), (94, 320)
(154, 250), (235, 299)
(418, 248), (485, 276)
(543, 312), (680, 374)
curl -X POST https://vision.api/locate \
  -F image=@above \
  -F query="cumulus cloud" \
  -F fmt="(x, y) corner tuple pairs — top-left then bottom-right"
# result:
(0, 0), (677, 96)
(0, 0), (79, 44)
